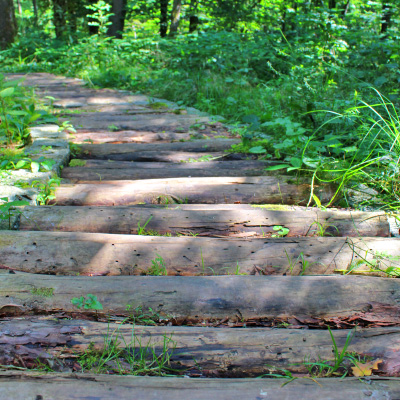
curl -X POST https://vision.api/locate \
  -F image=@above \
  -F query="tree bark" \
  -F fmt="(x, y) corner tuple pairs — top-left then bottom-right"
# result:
(0, 0), (17, 49)
(381, 2), (392, 34)
(1, 273), (400, 322)
(0, 372), (400, 399)
(1, 318), (399, 376)
(13, 205), (390, 238)
(107, 0), (127, 39)
(341, 0), (350, 16)
(52, 0), (67, 39)
(160, 0), (169, 37)
(329, 0), (336, 8)
(51, 176), (336, 206)
(169, 0), (182, 36)
(32, 0), (38, 27)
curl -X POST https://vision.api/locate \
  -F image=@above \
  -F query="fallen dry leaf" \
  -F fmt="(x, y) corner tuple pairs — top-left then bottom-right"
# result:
(351, 359), (382, 377)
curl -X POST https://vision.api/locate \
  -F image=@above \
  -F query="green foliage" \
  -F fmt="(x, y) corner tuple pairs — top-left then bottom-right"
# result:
(69, 159), (87, 167)
(31, 287), (54, 297)
(0, 197), (29, 229)
(0, 75), (56, 145)
(71, 294), (104, 310)
(31, 177), (61, 205)
(147, 254), (167, 276)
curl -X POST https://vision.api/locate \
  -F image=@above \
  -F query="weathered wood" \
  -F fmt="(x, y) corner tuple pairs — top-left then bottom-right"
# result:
(63, 112), (212, 131)
(78, 139), (240, 159)
(52, 177), (336, 206)
(66, 160), (273, 169)
(61, 166), (272, 180)
(1, 273), (400, 322)
(3, 231), (398, 276)
(1, 318), (399, 376)
(0, 372), (399, 400)
(15, 205), (389, 238)
(69, 130), (194, 143)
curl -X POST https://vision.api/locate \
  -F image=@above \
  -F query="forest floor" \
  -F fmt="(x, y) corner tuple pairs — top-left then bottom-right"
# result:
(1, 73), (400, 398)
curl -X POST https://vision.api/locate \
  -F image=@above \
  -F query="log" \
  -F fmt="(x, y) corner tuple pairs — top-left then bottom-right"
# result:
(61, 166), (272, 181)
(66, 160), (273, 169)
(3, 231), (398, 276)
(52, 176), (336, 206)
(0, 372), (399, 400)
(15, 205), (389, 238)
(1, 318), (400, 376)
(1, 273), (400, 322)
(69, 130), (194, 144)
(78, 139), (240, 159)
(64, 112), (212, 131)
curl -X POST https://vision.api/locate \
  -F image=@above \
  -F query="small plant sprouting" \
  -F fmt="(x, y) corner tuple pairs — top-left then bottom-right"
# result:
(31, 287), (54, 297)
(272, 225), (289, 238)
(31, 178), (61, 205)
(0, 197), (29, 229)
(137, 216), (153, 235)
(71, 294), (104, 310)
(308, 217), (339, 237)
(147, 254), (167, 276)
(284, 250), (314, 276)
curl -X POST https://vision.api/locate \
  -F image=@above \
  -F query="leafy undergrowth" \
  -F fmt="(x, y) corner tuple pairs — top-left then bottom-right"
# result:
(1, 21), (400, 209)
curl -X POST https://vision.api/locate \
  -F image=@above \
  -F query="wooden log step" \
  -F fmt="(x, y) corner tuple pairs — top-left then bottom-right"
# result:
(66, 159), (272, 169)
(1, 231), (398, 276)
(1, 273), (400, 322)
(64, 112), (212, 131)
(78, 139), (240, 159)
(15, 205), (389, 238)
(61, 165), (272, 181)
(69, 130), (194, 144)
(52, 177), (335, 206)
(69, 129), (235, 144)
(1, 318), (399, 376)
(0, 373), (398, 400)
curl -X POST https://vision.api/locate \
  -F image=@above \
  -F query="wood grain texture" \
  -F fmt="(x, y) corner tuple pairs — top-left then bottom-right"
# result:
(15, 205), (389, 238)
(0, 372), (399, 400)
(1, 231), (398, 275)
(1, 318), (399, 376)
(0, 273), (400, 321)
(52, 176), (336, 206)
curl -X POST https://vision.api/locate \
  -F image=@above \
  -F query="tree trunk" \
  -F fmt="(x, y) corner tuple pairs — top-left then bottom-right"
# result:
(107, 0), (127, 39)
(169, 0), (181, 36)
(32, 0), (38, 27)
(381, 2), (391, 34)
(160, 0), (169, 37)
(52, 0), (67, 39)
(0, 0), (17, 49)
(341, 0), (350, 16)
(329, 0), (336, 8)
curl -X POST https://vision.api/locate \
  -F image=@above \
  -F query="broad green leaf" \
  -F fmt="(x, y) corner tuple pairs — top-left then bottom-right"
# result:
(31, 161), (40, 173)
(249, 146), (266, 154)
(15, 159), (29, 169)
(0, 87), (14, 98)
(265, 164), (290, 171)
(290, 157), (302, 168)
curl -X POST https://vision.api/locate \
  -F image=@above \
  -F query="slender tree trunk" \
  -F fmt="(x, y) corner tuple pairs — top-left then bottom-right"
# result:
(16, 0), (22, 15)
(160, 0), (169, 37)
(52, 0), (67, 39)
(66, 0), (78, 37)
(381, 2), (391, 34)
(341, 0), (350, 16)
(188, 0), (199, 33)
(0, 0), (17, 49)
(107, 0), (127, 38)
(32, 0), (38, 27)
(329, 0), (336, 8)
(169, 0), (181, 36)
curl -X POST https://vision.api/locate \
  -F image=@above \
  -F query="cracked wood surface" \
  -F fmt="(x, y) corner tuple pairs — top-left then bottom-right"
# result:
(14, 205), (389, 237)
(52, 176), (336, 206)
(0, 372), (399, 400)
(0, 318), (399, 376)
(0, 274), (400, 321)
(1, 231), (398, 275)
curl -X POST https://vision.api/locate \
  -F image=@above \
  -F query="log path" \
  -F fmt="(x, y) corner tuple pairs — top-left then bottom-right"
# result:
(1, 73), (400, 398)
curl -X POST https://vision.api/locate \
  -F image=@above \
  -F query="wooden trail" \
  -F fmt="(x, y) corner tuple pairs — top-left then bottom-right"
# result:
(1, 73), (399, 396)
